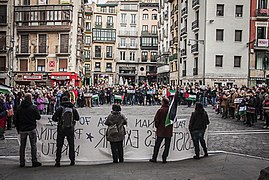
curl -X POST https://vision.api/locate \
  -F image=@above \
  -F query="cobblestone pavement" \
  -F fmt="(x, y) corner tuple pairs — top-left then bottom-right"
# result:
(1, 104), (269, 159)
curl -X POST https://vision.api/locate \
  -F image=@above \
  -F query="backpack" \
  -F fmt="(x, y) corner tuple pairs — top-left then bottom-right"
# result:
(61, 106), (74, 129)
(106, 124), (119, 137)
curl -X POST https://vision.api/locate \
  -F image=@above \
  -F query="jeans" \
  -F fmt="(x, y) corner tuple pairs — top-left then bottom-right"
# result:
(110, 141), (124, 163)
(191, 131), (207, 157)
(211, 97), (216, 107)
(19, 129), (38, 165)
(152, 137), (171, 161)
(56, 128), (75, 163)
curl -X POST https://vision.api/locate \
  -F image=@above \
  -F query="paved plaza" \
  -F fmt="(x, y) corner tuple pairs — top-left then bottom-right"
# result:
(0, 105), (268, 180)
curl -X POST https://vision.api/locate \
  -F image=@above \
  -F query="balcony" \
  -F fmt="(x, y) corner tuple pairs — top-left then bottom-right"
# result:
(15, 5), (73, 31)
(106, 23), (114, 28)
(106, 68), (112, 72)
(95, 22), (102, 28)
(118, 43), (138, 49)
(191, 44), (198, 54)
(118, 30), (138, 36)
(33, 46), (49, 55)
(182, 70), (186, 77)
(94, 67), (101, 72)
(192, 0), (200, 9)
(193, 68), (198, 76)
(181, 49), (186, 57)
(141, 31), (158, 36)
(180, 27), (187, 37)
(256, 9), (269, 19)
(16, 46), (31, 56)
(192, 20), (199, 31)
(254, 39), (269, 50)
(55, 45), (70, 55)
(181, 7), (188, 18)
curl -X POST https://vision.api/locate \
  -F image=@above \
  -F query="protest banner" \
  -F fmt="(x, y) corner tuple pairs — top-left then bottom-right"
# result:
(24, 109), (205, 165)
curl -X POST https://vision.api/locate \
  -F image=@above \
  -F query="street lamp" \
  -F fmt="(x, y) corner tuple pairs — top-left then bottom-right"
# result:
(187, 39), (205, 85)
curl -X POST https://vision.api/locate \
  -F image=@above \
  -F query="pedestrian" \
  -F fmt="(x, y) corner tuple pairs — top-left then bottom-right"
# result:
(263, 94), (269, 129)
(52, 96), (80, 167)
(189, 102), (210, 159)
(149, 97), (172, 163)
(0, 95), (7, 140)
(15, 93), (42, 167)
(105, 104), (127, 163)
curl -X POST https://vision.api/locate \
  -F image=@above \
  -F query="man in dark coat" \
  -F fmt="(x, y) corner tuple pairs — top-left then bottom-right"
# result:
(189, 102), (210, 159)
(15, 93), (42, 167)
(150, 97), (172, 163)
(52, 96), (80, 167)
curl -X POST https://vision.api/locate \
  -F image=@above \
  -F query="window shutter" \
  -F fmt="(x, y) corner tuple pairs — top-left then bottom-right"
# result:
(0, 56), (6, 71)
(59, 59), (67, 69)
(21, 35), (29, 53)
(38, 59), (45, 66)
(20, 59), (28, 71)
(60, 34), (69, 53)
(0, 32), (6, 50)
(39, 34), (47, 53)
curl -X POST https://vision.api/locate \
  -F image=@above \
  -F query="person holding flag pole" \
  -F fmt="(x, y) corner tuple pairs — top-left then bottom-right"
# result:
(149, 89), (179, 163)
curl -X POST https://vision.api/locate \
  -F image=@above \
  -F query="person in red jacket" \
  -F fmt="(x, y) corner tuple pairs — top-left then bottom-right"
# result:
(149, 97), (172, 163)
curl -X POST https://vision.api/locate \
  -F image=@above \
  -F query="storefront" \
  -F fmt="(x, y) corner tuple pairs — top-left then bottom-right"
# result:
(50, 72), (81, 87)
(14, 73), (47, 86)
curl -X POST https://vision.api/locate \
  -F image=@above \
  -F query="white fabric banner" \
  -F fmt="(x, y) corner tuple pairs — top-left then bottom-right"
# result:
(30, 109), (204, 164)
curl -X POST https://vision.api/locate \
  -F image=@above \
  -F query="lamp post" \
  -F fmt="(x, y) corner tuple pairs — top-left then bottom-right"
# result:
(187, 39), (205, 85)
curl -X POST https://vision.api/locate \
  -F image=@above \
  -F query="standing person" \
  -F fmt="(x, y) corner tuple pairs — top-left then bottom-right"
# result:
(105, 104), (127, 163)
(0, 95), (7, 140)
(263, 94), (269, 129)
(5, 94), (14, 130)
(15, 93), (42, 167)
(189, 102), (210, 159)
(52, 96), (80, 167)
(149, 97), (172, 163)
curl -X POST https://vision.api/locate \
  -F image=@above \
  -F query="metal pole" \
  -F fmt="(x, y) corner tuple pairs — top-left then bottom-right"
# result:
(203, 0), (207, 86)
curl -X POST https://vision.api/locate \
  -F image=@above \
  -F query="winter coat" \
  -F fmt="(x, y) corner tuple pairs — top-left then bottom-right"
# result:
(36, 97), (44, 111)
(15, 100), (41, 132)
(105, 111), (127, 142)
(189, 109), (210, 132)
(154, 104), (173, 137)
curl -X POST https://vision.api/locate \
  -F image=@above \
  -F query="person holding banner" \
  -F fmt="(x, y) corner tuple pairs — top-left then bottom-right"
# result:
(52, 96), (80, 167)
(105, 104), (127, 163)
(149, 97), (172, 164)
(189, 102), (209, 159)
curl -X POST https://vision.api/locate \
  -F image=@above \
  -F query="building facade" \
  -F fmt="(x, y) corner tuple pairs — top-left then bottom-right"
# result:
(179, 0), (249, 87)
(13, 0), (84, 87)
(157, 0), (170, 85)
(0, 0), (14, 86)
(249, 0), (269, 86)
(90, 2), (117, 86)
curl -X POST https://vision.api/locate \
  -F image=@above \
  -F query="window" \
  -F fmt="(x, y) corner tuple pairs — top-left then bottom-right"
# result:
(142, 25), (148, 32)
(21, 34), (29, 53)
(38, 34), (47, 53)
(85, 64), (90, 73)
(109, 7), (115, 13)
(258, 0), (268, 9)
(86, 22), (91, 31)
(95, 46), (101, 57)
(101, 7), (106, 12)
(85, 36), (91, 45)
(130, 39), (136, 47)
(152, 14), (157, 20)
(235, 30), (242, 42)
(120, 38), (126, 46)
(106, 63), (112, 72)
(131, 14), (136, 24)
(92, 29), (116, 41)
(143, 14), (148, 20)
(130, 52), (135, 61)
(141, 37), (151, 46)
(152, 37), (158, 46)
(142, 51), (148, 62)
(20, 59), (28, 71)
(216, 29), (224, 41)
(107, 16), (113, 26)
(37, 59), (45, 72)
(86, 15), (91, 20)
(235, 5), (243, 17)
(215, 55), (223, 67)
(0, 57), (6, 71)
(257, 26), (267, 39)
(96, 16), (102, 26)
(60, 34), (69, 53)
(151, 25), (157, 34)
(0, 32), (6, 50)
(121, 13), (127, 23)
(234, 56), (241, 67)
(59, 59), (67, 72)
(95, 62), (100, 71)
(256, 53), (264, 69)
(151, 52), (157, 62)
(0, 6), (7, 24)
(120, 51), (126, 61)
(216, 4), (224, 16)
(106, 46), (112, 58)
(84, 50), (91, 59)
(23, 0), (30, 5)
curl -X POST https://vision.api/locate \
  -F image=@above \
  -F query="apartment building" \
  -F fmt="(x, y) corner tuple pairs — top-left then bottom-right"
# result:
(13, 0), (84, 87)
(179, 0), (249, 87)
(157, 0), (170, 85)
(0, 0), (14, 85)
(138, 0), (159, 85)
(84, 4), (93, 86)
(249, 0), (269, 86)
(91, 2), (117, 86)
(168, 0), (180, 86)
(116, 0), (140, 85)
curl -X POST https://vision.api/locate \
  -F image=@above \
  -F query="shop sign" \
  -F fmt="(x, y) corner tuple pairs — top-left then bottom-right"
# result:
(51, 76), (70, 80)
(49, 61), (55, 68)
(257, 39), (269, 47)
(211, 79), (235, 82)
(23, 75), (42, 80)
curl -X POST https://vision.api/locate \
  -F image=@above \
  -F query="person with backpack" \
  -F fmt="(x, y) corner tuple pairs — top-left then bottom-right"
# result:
(105, 104), (127, 163)
(52, 96), (80, 167)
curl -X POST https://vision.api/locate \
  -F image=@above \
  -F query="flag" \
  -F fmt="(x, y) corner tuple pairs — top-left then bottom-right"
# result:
(165, 89), (179, 127)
